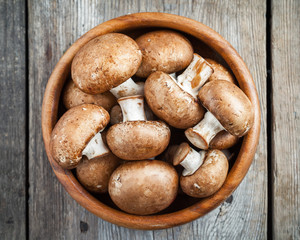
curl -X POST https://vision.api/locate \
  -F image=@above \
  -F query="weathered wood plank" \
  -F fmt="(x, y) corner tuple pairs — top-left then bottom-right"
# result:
(271, 0), (300, 239)
(0, 0), (26, 239)
(29, 0), (267, 239)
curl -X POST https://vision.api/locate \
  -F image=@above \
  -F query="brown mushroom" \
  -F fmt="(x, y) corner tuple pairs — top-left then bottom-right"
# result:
(76, 153), (121, 194)
(63, 79), (117, 111)
(209, 131), (239, 150)
(185, 80), (254, 149)
(107, 95), (170, 160)
(144, 71), (205, 129)
(205, 58), (236, 84)
(72, 33), (142, 94)
(173, 143), (228, 198)
(50, 104), (110, 169)
(108, 160), (178, 215)
(135, 30), (193, 78)
(109, 102), (154, 125)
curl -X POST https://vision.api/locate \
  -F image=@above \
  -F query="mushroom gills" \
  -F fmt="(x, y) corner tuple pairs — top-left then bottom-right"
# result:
(185, 111), (225, 149)
(118, 95), (147, 122)
(110, 78), (144, 98)
(82, 131), (109, 160)
(177, 54), (213, 98)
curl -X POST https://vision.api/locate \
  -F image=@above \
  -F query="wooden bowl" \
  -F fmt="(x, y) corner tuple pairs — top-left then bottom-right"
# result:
(42, 12), (260, 230)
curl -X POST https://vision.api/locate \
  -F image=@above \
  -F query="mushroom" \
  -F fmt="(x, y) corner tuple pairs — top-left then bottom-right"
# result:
(135, 30), (194, 78)
(106, 95), (170, 160)
(109, 78), (144, 99)
(71, 33), (142, 94)
(177, 54), (214, 98)
(108, 160), (178, 215)
(50, 104), (110, 169)
(144, 71), (205, 129)
(185, 80), (254, 149)
(109, 102), (154, 125)
(76, 153), (121, 194)
(205, 58), (236, 84)
(62, 79), (117, 111)
(173, 143), (228, 198)
(209, 130), (239, 150)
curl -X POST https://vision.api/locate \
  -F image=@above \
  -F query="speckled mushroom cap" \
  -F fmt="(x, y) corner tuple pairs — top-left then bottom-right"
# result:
(180, 149), (228, 198)
(63, 79), (117, 111)
(135, 30), (194, 78)
(50, 104), (110, 169)
(76, 153), (121, 194)
(205, 59), (236, 84)
(145, 71), (205, 129)
(106, 121), (170, 160)
(108, 160), (178, 215)
(71, 33), (142, 94)
(198, 80), (254, 137)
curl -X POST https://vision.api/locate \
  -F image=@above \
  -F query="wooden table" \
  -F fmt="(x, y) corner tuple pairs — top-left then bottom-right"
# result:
(0, 0), (299, 239)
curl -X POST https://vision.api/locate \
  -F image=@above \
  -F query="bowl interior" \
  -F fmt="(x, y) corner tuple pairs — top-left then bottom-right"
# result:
(42, 13), (260, 230)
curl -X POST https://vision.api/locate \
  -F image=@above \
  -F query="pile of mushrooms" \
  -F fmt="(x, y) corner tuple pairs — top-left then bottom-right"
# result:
(50, 30), (254, 215)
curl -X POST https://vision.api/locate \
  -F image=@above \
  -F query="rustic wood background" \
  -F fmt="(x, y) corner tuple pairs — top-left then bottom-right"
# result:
(0, 0), (299, 239)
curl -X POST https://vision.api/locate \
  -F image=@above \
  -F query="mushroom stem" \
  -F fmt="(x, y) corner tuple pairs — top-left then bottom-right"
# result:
(82, 131), (110, 160)
(110, 78), (144, 99)
(177, 54), (213, 98)
(118, 95), (147, 122)
(185, 111), (225, 149)
(180, 148), (206, 176)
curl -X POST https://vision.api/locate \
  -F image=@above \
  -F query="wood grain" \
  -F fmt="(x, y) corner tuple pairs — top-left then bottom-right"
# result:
(30, 0), (266, 239)
(271, 0), (300, 239)
(0, 0), (26, 239)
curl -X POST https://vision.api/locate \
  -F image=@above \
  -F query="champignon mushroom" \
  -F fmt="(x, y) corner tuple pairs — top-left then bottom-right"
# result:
(205, 58), (236, 83)
(50, 104), (110, 169)
(177, 54), (214, 98)
(63, 79), (117, 111)
(76, 153), (121, 194)
(109, 102), (154, 125)
(106, 95), (170, 160)
(72, 33), (142, 94)
(173, 143), (228, 198)
(209, 130), (239, 150)
(185, 80), (254, 149)
(135, 30), (194, 78)
(144, 71), (205, 129)
(108, 160), (178, 215)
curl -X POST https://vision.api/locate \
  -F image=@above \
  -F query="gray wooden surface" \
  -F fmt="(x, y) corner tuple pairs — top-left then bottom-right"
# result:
(0, 0), (299, 239)
(0, 1), (26, 240)
(271, 0), (300, 239)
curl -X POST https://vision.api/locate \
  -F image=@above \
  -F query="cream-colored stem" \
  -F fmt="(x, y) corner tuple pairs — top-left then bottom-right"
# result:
(185, 111), (225, 149)
(118, 95), (146, 122)
(110, 78), (144, 99)
(180, 148), (206, 176)
(82, 131), (109, 160)
(177, 54), (213, 98)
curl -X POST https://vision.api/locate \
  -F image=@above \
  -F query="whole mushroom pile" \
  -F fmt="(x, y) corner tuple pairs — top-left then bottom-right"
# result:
(50, 30), (254, 215)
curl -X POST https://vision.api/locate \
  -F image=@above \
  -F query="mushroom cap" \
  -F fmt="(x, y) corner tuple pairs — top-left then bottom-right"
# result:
(50, 104), (110, 169)
(198, 80), (254, 137)
(106, 121), (170, 160)
(63, 79), (117, 111)
(145, 71), (205, 129)
(135, 30), (193, 78)
(71, 33), (142, 94)
(180, 149), (228, 198)
(108, 160), (178, 215)
(209, 130), (239, 150)
(76, 153), (121, 194)
(205, 59), (236, 84)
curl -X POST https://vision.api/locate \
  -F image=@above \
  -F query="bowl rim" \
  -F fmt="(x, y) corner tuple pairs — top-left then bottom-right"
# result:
(42, 12), (261, 230)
